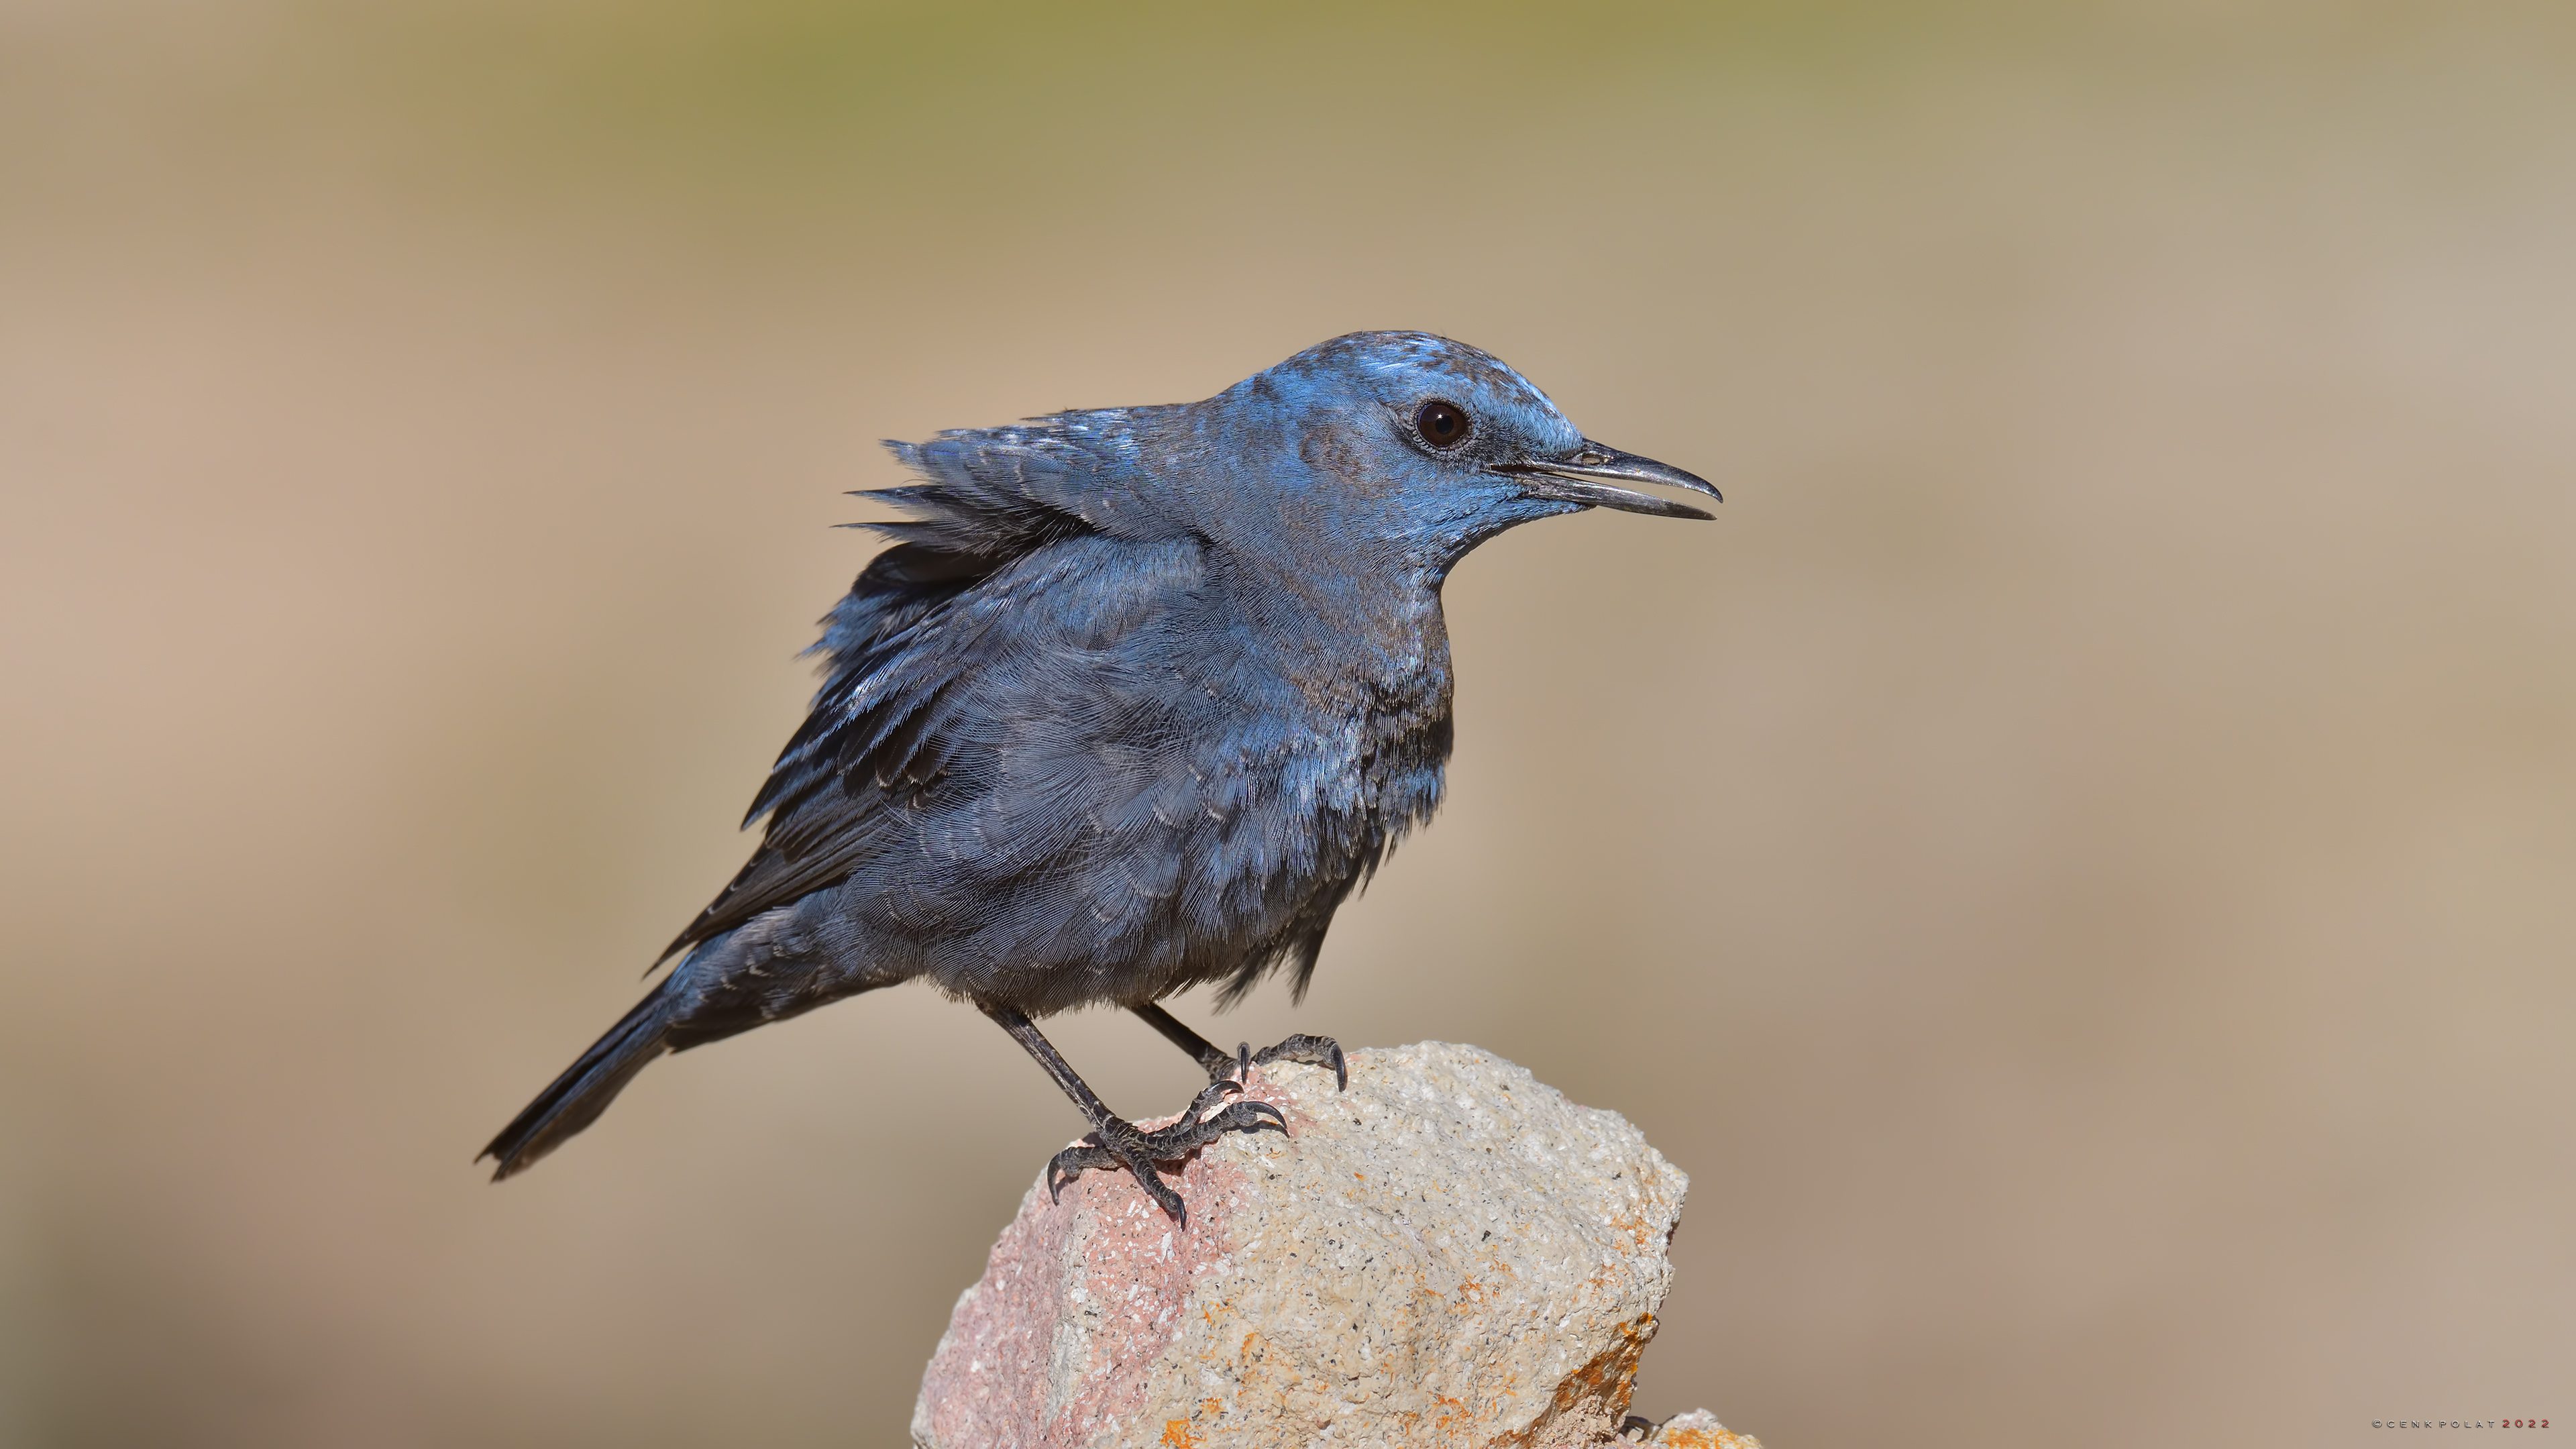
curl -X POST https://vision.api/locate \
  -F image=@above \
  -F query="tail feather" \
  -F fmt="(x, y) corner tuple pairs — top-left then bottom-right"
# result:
(480, 981), (674, 1181)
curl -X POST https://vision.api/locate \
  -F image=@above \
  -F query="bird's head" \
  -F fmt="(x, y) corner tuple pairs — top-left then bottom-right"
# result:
(1210, 331), (1719, 576)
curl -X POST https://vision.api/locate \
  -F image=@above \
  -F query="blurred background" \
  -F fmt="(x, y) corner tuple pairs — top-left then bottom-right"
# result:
(3, 1), (2572, 1445)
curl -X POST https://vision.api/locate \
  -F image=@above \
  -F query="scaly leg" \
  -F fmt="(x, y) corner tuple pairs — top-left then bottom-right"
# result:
(1129, 1002), (1348, 1091)
(981, 1002), (1285, 1229)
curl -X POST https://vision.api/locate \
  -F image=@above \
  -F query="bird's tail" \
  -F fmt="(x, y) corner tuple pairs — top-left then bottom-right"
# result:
(480, 979), (676, 1181)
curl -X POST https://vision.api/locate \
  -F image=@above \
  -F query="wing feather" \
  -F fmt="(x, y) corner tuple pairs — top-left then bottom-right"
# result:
(659, 413), (1198, 965)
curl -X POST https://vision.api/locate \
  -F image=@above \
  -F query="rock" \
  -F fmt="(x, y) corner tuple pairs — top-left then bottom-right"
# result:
(1640, 1409), (1764, 1448)
(912, 1041), (1697, 1449)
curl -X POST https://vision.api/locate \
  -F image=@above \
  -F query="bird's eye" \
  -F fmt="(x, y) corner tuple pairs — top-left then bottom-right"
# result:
(1415, 400), (1470, 449)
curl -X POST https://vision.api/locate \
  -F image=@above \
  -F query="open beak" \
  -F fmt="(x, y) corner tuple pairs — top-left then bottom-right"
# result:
(1493, 441), (1722, 520)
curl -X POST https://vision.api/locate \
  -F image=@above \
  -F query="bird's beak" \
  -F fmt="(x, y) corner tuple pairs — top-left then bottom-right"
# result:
(1493, 441), (1722, 520)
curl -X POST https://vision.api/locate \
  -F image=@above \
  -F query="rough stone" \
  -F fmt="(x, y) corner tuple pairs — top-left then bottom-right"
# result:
(911, 1041), (1701, 1448)
(1640, 1409), (1764, 1448)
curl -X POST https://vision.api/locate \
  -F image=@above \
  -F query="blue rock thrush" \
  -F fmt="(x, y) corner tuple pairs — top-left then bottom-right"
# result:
(480, 331), (1719, 1225)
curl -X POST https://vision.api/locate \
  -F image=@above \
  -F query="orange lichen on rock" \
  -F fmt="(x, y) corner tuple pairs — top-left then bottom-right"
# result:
(1489, 1314), (1656, 1449)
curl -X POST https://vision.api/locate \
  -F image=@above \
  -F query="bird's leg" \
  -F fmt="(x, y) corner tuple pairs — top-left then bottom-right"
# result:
(981, 1002), (1285, 1230)
(1129, 1002), (1240, 1079)
(1129, 1002), (1349, 1093)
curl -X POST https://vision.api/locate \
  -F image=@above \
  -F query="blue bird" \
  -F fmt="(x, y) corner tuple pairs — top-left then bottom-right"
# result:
(480, 331), (1718, 1224)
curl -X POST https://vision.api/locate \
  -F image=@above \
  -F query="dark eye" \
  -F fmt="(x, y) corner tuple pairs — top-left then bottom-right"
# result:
(1415, 400), (1470, 449)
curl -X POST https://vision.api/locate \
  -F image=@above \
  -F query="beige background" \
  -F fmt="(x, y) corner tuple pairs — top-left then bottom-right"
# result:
(3, 3), (2571, 1446)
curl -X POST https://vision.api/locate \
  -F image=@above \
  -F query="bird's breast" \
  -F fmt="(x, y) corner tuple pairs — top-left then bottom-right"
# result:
(1268, 625), (1456, 855)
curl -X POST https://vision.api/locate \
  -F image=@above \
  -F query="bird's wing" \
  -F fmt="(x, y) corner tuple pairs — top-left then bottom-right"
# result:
(866, 407), (1190, 556)
(657, 415), (1198, 964)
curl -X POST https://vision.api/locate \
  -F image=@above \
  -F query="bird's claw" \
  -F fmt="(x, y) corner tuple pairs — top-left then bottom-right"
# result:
(1044, 1088), (1290, 1228)
(1185, 1077), (1244, 1118)
(1045, 1121), (1189, 1222)
(1044, 1136), (1120, 1205)
(1249, 1032), (1347, 1091)
(1214, 1098), (1289, 1134)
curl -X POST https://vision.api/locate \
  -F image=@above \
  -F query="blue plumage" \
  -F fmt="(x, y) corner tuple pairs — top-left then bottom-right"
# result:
(482, 331), (1717, 1218)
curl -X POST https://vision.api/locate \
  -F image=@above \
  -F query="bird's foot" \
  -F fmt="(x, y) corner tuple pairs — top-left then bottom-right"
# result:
(1228, 1033), (1347, 1091)
(1044, 1078), (1287, 1229)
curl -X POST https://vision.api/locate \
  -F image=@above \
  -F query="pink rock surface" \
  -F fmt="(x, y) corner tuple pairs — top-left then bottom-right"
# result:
(911, 1042), (1691, 1449)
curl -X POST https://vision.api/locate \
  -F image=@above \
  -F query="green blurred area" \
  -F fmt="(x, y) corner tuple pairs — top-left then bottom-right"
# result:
(66, 1), (1948, 170)
(3, 2), (2573, 1446)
